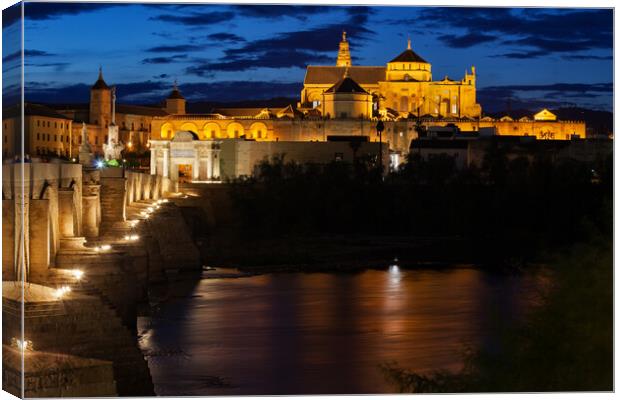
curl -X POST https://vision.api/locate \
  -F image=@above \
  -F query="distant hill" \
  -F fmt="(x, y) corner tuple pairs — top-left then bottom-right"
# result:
(487, 107), (613, 136)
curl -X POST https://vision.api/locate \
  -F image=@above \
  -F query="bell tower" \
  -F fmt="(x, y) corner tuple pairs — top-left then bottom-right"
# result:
(336, 30), (352, 67)
(89, 67), (112, 127)
(165, 81), (186, 115)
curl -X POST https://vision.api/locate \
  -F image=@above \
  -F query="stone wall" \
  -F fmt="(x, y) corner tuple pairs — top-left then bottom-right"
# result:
(219, 140), (388, 178)
(126, 171), (174, 205)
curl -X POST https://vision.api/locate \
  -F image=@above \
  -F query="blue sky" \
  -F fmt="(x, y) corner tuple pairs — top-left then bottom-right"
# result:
(2, 3), (614, 112)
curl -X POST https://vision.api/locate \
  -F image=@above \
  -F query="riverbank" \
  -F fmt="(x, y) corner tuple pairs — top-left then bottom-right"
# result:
(199, 233), (534, 274)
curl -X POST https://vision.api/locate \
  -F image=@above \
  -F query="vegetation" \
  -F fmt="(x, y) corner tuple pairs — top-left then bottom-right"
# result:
(228, 146), (611, 265)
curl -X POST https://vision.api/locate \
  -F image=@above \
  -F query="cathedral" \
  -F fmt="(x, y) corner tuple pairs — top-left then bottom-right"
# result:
(300, 32), (481, 119)
(2, 33), (586, 164)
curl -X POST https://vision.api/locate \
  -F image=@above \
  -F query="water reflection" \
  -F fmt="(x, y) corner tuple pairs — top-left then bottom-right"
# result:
(139, 267), (540, 395)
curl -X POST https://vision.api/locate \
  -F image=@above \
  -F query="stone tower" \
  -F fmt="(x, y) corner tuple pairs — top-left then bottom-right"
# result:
(165, 81), (186, 115)
(90, 67), (112, 127)
(336, 30), (352, 67)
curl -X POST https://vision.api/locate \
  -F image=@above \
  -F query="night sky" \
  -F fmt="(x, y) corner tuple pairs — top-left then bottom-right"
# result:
(2, 3), (613, 112)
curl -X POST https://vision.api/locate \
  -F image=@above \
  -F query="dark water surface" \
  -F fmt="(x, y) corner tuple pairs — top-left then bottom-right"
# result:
(138, 267), (541, 395)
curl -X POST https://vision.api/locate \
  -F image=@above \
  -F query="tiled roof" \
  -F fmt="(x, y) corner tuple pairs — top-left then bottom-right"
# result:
(325, 77), (368, 94)
(116, 104), (168, 117)
(389, 49), (428, 64)
(304, 66), (385, 85)
(212, 108), (270, 117)
(167, 88), (185, 100)
(3, 103), (72, 120)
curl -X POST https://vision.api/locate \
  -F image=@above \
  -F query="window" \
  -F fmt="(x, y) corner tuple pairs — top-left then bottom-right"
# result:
(47, 121), (50, 127)
(451, 104), (457, 114)
(140, 123), (144, 129)
(37, 121), (40, 127)
(340, 112), (348, 118)
(257, 130), (262, 138)
(54, 122), (57, 128)
(54, 135), (57, 141)
(47, 134), (50, 141)
(131, 123), (134, 130)
(37, 133), (40, 140)
(211, 130), (215, 137)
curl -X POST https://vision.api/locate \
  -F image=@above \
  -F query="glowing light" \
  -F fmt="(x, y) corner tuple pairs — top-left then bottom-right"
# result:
(127, 142), (133, 148)
(100, 244), (112, 251)
(147, 207), (154, 212)
(71, 158), (76, 162)
(129, 220), (139, 227)
(72, 269), (84, 280)
(11, 338), (33, 351)
(95, 160), (105, 169)
(162, 199), (169, 203)
(124, 234), (139, 241)
(54, 285), (72, 299)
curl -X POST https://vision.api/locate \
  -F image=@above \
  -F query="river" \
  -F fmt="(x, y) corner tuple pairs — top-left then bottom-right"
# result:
(138, 266), (542, 395)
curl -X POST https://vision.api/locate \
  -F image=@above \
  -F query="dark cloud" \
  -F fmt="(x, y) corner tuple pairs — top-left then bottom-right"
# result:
(415, 8), (612, 58)
(2, 3), (21, 29)
(24, 79), (301, 104)
(146, 44), (204, 53)
(180, 81), (301, 102)
(495, 50), (547, 59)
(232, 5), (331, 20)
(438, 33), (496, 48)
(184, 8), (374, 75)
(141, 54), (188, 64)
(149, 11), (234, 26)
(207, 32), (246, 43)
(562, 54), (613, 61)
(22, 3), (121, 22)
(478, 82), (612, 112)
(26, 62), (70, 72)
(186, 50), (331, 75)
(3, 49), (56, 63)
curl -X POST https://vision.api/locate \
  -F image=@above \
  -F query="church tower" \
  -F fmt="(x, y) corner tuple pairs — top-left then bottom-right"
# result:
(89, 67), (112, 127)
(165, 81), (186, 115)
(336, 30), (352, 67)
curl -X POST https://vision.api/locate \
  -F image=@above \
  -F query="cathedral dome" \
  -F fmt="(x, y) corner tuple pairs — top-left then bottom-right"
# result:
(389, 48), (428, 64)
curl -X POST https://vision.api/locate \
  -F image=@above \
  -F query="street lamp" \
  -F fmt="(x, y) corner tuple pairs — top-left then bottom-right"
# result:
(376, 119), (385, 174)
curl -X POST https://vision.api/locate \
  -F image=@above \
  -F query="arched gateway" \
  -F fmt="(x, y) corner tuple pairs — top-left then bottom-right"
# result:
(149, 131), (222, 182)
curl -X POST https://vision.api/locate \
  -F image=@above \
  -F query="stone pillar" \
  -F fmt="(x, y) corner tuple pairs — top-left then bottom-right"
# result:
(100, 176), (127, 224)
(82, 193), (100, 238)
(2, 200), (15, 281)
(29, 199), (51, 276)
(58, 189), (75, 238)
(150, 149), (156, 175)
(213, 147), (221, 179)
(193, 148), (200, 180)
(206, 150), (213, 180)
(162, 148), (169, 178)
